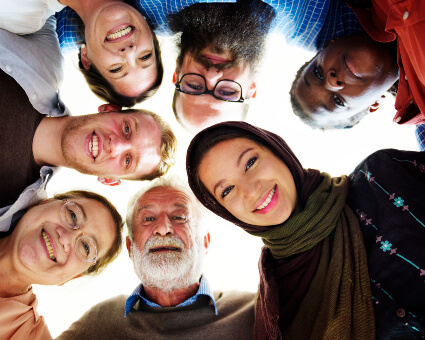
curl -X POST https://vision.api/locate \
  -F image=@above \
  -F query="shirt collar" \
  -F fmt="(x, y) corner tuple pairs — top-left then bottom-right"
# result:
(124, 276), (217, 317)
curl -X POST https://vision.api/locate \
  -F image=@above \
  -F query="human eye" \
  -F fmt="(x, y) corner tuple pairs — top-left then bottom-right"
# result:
(124, 154), (131, 168)
(313, 66), (323, 81)
(81, 240), (90, 256)
(245, 157), (257, 172)
(221, 185), (235, 199)
(139, 53), (152, 61)
(66, 207), (80, 227)
(123, 122), (130, 137)
(172, 215), (187, 224)
(333, 94), (345, 107)
(109, 66), (123, 73)
(187, 82), (204, 91)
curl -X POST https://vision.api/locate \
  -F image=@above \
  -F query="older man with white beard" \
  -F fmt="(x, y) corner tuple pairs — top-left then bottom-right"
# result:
(58, 177), (255, 340)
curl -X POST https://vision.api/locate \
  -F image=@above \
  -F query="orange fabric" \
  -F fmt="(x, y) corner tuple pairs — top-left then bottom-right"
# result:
(0, 287), (52, 340)
(348, 0), (425, 125)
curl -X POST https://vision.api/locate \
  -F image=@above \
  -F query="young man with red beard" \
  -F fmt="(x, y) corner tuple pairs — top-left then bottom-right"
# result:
(0, 18), (176, 233)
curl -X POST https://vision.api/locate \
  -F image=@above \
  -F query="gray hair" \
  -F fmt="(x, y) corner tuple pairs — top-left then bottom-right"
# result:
(126, 176), (206, 240)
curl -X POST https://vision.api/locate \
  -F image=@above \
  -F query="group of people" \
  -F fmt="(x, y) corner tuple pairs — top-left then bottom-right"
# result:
(1, 0), (425, 339)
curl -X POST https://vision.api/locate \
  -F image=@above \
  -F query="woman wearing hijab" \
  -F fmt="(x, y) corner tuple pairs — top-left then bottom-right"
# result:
(0, 190), (124, 340)
(186, 121), (425, 339)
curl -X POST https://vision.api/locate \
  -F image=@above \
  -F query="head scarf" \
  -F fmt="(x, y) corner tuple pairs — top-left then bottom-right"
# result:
(186, 121), (322, 232)
(186, 121), (374, 339)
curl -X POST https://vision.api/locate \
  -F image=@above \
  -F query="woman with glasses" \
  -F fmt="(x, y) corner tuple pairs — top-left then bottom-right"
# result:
(0, 190), (123, 340)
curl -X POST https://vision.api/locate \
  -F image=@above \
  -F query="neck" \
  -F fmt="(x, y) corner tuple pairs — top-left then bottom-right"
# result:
(143, 282), (200, 307)
(0, 238), (31, 298)
(32, 116), (71, 168)
(61, 0), (124, 23)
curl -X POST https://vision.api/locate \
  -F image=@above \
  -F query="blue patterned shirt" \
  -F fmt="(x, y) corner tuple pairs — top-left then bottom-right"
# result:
(124, 276), (218, 317)
(415, 124), (425, 151)
(56, 0), (363, 54)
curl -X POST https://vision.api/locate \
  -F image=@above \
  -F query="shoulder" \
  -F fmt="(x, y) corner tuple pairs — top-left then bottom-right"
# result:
(57, 295), (128, 340)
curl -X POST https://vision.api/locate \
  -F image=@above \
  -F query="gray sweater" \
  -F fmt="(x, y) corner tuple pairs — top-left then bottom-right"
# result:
(58, 290), (255, 340)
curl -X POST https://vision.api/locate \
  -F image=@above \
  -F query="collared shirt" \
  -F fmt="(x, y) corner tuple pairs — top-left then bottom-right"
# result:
(0, 17), (68, 233)
(56, 0), (362, 54)
(415, 124), (425, 151)
(124, 276), (218, 317)
(348, 0), (425, 125)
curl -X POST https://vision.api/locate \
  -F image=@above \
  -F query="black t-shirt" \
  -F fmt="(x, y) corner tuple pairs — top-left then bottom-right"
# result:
(0, 69), (43, 208)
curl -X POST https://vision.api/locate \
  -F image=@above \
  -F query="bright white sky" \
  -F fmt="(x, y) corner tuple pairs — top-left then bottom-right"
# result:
(33, 34), (418, 338)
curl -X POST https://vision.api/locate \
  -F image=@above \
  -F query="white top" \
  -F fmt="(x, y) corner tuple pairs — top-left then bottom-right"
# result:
(0, 0), (65, 34)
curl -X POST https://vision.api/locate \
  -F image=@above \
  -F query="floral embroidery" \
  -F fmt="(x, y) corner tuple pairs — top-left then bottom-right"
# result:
(393, 197), (404, 207)
(365, 171), (372, 181)
(389, 193), (395, 200)
(419, 164), (425, 173)
(359, 212), (366, 221)
(380, 240), (392, 252)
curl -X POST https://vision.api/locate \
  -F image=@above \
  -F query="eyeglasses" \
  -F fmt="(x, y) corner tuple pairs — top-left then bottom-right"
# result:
(175, 73), (247, 103)
(60, 200), (97, 263)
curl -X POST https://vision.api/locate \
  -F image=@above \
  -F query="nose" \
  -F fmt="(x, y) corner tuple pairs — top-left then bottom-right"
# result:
(153, 213), (174, 236)
(120, 42), (135, 53)
(204, 68), (224, 89)
(108, 135), (131, 157)
(241, 179), (261, 200)
(326, 69), (344, 90)
(56, 226), (74, 254)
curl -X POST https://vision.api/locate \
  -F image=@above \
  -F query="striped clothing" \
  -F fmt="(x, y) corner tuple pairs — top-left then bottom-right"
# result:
(56, 0), (363, 54)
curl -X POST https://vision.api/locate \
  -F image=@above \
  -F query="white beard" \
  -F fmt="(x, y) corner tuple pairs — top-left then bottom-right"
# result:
(131, 234), (205, 293)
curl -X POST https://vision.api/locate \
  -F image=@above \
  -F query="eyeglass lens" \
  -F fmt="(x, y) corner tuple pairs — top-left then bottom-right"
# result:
(75, 234), (97, 263)
(181, 74), (242, 101)
(60, 201), (97, 263)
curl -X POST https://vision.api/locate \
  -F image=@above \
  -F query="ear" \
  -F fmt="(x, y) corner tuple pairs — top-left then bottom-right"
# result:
(203, 232), (211, 254)
(58, 274), (82, 286)
(126, 236), (132, 257)
(367, 95), (386, 114)
(172, 70), (177, 84)
(97, 177), (121, 186)
(98, 104), (122, 113)
(249, 82), (257, 99)
(80, 44), (91, 70)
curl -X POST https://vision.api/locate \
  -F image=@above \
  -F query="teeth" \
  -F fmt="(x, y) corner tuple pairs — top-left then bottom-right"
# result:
(42, 231), (56, 261)
(106, 26), (133, 41)
(256, 186), (276, 210)
(89, 134), (98, 159)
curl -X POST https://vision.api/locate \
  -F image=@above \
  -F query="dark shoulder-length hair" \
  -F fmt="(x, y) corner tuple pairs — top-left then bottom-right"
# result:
(77, 24), (163, 107)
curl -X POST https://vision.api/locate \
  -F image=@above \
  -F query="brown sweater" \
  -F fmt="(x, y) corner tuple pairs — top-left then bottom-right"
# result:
(58, 290), (255, 340)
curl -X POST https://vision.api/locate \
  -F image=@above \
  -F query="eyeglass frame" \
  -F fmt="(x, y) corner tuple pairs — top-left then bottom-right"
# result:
(60, 200), (98, 264)
(174, 73), (248, 103)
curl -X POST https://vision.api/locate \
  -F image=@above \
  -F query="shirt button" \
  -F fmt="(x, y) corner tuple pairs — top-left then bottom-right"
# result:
(403, 11), (409, 20)
(31, 94), (37, 101)
(395, 116), (402, 123)
(397, 308), (406, 317)
(5, 65), (11, 73)
(410, 100), (414, 105)
(405, 74), (408, 81)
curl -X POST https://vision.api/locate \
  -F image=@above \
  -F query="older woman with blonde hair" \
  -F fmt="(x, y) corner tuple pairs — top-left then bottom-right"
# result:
(0, 190), (124, 340)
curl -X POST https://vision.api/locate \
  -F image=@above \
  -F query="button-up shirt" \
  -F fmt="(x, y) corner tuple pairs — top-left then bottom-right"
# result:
(124, 276), (218, 317)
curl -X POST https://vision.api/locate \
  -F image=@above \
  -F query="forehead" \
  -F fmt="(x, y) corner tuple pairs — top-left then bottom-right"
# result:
(109, 63), (158, 98)
(136, 187), (192, 211)
(177, 95), (245, 132)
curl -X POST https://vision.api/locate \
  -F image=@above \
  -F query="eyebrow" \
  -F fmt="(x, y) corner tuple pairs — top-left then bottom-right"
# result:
(304, 75), (311, 89)
(73, 202), (87, 222)
(213, 148), (253, 196)
(237, 148), (253, 167)
(213, 179), (226, 197)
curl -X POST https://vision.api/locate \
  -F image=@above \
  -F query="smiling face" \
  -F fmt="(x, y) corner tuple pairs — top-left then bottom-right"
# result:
(128, 187), (207, 290)
(10, 198), (116, 286)
(82, 3), (157, 97)
(293, 34), (398, 127)
(61, 111), (162, 179)
(198, 138), (298, 226)
(173, 50), (256, 133)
